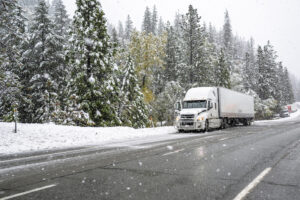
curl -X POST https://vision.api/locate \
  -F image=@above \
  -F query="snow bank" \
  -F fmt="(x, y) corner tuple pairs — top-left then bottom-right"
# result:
(0, 123), (176, 155)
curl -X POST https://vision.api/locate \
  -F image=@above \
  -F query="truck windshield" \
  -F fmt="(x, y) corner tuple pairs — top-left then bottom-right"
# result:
(182, 100), (207, 109)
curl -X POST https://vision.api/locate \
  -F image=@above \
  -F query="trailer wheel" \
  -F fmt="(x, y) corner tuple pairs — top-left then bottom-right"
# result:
(205, 120), (210, 132)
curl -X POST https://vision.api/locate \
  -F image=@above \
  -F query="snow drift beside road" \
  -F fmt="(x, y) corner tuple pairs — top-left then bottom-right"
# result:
(0, 123), (177, 155)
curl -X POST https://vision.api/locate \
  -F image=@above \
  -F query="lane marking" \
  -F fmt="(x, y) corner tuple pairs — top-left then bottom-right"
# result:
(0, 184), (57, 200)
(162, 149), (185, 156)
(233, 167), (272, 200)
(219, 137), (229, 141)
(202, 135), (217, 139)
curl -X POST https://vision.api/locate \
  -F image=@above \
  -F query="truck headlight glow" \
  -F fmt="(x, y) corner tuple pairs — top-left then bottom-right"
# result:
(176, 116), (180, 121)
(197, 116), (204, 121)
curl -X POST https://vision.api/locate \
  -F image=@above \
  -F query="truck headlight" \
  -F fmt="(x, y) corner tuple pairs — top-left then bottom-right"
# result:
(197, 116), (204, 121)
(176, 116), (180, 121)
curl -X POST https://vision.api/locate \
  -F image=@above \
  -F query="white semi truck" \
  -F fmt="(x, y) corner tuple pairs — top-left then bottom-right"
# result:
(174, 87), (254, 132)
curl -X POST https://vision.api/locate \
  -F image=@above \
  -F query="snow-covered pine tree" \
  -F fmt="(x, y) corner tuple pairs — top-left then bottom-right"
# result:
(282, 67), (294, 104)
(256, 41), (278, 101)
(67, 0), (120, 126)
(164, 23), (181, 83)
(208, 22), (217, 44)
(117, 21), (125, 46)
(151, 5), (158, 35)
(214, 49), (231, 88)
(118, 21), (124, 39)
(243, 52), (252, 91)
(0, 0), (26, 121)
(51, 0), (71, 123)
(256, 45), (269, 100)
(243, 38), (257, 91)
(111, 27), (119, 46)
(180, 5), (207, 87)
(275, 62), (286, 107)
(157, 17), (165, 36)
(263, 41), (278, 99)
(124, 15), (133, 40)
(223, 10), (232, 55)
(117, 55), (150, 128)
(142, 6), (152, 34)
(19, 0), (62, 123)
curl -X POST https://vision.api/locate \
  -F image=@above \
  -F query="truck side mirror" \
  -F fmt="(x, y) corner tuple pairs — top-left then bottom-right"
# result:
(174, 101), (182, 111)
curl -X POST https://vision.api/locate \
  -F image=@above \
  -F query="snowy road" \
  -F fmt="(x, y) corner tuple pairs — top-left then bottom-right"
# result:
(1, 117), (300, 199)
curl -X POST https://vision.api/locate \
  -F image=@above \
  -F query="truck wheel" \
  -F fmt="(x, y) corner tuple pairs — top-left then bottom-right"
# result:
(243, 119), (248, 126)
(248, 120), (252, 126)
(221, 119), (226, 129)
(205, 120), (209, 132)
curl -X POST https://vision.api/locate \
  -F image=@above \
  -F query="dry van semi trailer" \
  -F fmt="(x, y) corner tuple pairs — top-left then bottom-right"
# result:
(174, 87), (254, 132)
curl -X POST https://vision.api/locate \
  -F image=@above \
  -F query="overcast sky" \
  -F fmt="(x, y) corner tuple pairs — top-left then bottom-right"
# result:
(62, 0), (300, 78)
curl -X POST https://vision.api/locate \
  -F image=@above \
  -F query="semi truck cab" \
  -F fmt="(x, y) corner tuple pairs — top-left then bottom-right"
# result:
(175, 87), (222, 132)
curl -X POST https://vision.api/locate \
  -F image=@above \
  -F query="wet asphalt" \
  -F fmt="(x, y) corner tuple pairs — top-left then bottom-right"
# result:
(0, 118), (300, 200)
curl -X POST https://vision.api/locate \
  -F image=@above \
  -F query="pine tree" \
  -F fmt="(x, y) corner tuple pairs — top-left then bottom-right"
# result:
(208, 22), (217, 44)
(223, 10), (232, 53)
(243, 39), (257, 92)
(214, 49), (231, 88)
(256, 45), (268, 100)
(0, 0), (26, 121)
(117, 55), (150, 128)
(283, 67), (294, 104)
(124, 15), (133, 40)
(164, 24), (180, 82)
(256, 42), (278, 101)
(117, 21), (125, 46)
(157, 17), (165, 35)
(276, 62), (285, 106)
(67, 0), (120, 126)
(111, 27), (119, 46)
(180, 5), (207, 86)
(52, 0), (71, 123)
(263, 41), (278, 99)
(19, 0), (62, 123)
(151, 5), (158, 35)
(142, 6), (152, 34)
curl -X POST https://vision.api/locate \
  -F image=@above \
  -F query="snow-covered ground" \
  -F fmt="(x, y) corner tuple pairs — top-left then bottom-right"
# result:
(1, 102), (299, 155)
(0, 123), (180, 155)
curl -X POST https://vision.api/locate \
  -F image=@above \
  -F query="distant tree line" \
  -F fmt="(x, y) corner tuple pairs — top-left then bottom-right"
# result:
(0, 0), (296, 127)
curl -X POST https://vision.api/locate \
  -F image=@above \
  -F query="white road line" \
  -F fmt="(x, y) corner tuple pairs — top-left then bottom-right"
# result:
(0, 184), (57, 200)
(202, 135), (217, 139)
(219, 137), (229, 141)
(162, 149), (185, 156)
(233, 167), (272, 200)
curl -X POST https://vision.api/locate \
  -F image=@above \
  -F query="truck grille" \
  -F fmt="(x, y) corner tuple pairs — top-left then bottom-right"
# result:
(181, 122), (194, 126)
(180, 114), (195, 120)
(180, 114), (195, 127)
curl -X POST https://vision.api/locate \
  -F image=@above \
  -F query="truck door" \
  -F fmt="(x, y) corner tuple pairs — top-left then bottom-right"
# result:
(209, 101), (219, 128)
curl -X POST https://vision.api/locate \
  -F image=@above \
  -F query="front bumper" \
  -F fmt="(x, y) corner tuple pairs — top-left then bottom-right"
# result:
(175, 120), (205, 131)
